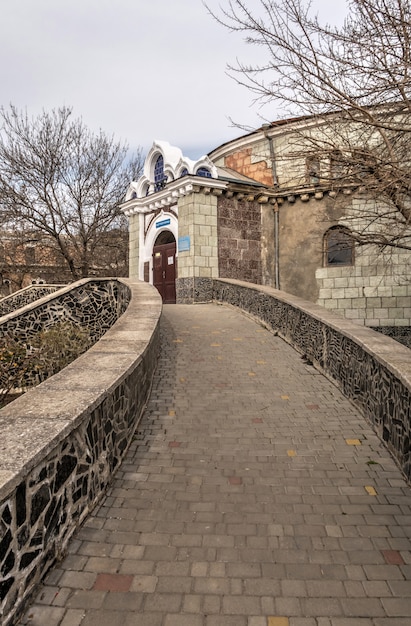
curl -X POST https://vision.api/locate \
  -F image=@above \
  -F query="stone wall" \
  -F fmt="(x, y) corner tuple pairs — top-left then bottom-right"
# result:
(213, 278), (411, 482)
(0, 285), (64, 317)
(217, 195), (262, 284)
(0, 279), (162, 626)
(316, 245), (411, 328)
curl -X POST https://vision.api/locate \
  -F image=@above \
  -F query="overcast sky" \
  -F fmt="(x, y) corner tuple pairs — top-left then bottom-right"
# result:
(1, 0), (348, 160)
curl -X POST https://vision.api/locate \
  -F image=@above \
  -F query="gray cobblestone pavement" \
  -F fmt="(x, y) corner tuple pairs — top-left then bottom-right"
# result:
(21, 304), (411, 626)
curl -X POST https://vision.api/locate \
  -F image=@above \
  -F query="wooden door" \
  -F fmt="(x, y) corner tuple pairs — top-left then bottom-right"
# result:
(153, 241), (176, 304)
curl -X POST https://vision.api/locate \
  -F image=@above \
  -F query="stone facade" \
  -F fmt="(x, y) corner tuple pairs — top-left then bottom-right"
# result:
(316, 246), (411, 328)
(209, 116), (411, 331)
(218, 195), (262, 283)
(177, 192), (219, 281)
(213, 278), (411, 481)
(121, 141), (272, 305)
(0, 279), (162, 626)
(122, 118), (410, 330)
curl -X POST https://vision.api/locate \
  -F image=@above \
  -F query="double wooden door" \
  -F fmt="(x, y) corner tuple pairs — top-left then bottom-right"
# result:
(153, 241), (176, 304)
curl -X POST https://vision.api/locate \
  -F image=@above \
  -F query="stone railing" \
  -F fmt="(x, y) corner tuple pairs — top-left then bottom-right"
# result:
(0, 279), (131, 346)
(0, 279), (162, 626)
(213, 278), (411, 482)
(0, 285), (65, 317)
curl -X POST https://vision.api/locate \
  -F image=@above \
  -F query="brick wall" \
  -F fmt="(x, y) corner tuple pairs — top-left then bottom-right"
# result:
(225, 148), (273, 186)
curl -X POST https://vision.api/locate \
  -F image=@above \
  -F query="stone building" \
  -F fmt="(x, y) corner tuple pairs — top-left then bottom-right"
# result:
(121, 114), (411, 336)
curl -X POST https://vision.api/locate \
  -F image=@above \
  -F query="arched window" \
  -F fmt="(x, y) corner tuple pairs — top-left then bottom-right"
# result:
(154, 155), (166, 191)
(196, 167), (211, 178)
(306, 155), (320, 185)
(324, 227), (354, 266)
(180, 168), (189, 177)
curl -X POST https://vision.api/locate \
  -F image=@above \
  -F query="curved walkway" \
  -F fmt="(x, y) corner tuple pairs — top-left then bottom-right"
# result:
(22, 304), (411, 626)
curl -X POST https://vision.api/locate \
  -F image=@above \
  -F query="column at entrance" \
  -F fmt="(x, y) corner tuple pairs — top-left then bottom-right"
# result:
(176, 192), (218, 303)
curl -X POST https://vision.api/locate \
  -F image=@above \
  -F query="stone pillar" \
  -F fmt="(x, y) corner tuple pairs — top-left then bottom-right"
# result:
(128, 213), (140, 279)
(176, 191), (218, 303)
(260, 200), (276, 288)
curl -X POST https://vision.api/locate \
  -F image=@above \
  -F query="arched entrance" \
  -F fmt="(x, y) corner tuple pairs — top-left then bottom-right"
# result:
(153, 231), (177, 304)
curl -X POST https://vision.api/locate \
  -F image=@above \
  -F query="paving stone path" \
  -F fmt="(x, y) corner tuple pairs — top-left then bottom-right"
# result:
(21, 304), (411, 626)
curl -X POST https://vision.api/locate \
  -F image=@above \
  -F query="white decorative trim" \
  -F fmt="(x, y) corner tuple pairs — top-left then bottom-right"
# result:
(123, 140), (222, 204)
(139, 208), (179, 283)
(121, 175), (228, 215)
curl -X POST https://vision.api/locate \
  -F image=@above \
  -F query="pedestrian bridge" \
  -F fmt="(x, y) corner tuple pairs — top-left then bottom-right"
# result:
(1, 278), (411, 625)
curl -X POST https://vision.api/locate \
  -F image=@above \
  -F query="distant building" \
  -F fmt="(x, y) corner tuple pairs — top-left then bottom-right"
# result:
(0, 229), (128, 296)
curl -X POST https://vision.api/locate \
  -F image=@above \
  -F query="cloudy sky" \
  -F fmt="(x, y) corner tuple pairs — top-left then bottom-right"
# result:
(1, 0), (348, 160)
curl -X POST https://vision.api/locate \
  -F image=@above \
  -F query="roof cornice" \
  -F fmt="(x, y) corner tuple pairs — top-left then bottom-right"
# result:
(120, 175), (279, 216)
(121, 176), (228, 216)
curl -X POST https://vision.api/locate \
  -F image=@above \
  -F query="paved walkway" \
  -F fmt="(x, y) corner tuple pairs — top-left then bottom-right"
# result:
(21, 304), (411, 626)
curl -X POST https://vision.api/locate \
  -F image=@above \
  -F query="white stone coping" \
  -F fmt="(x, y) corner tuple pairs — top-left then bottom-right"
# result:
(0, 278), (162, 501)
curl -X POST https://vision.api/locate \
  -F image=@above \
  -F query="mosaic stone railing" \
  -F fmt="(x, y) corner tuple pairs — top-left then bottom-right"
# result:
(0, 285), (65, 317)
(213, 278), (411, 481)
(0, 279), (162, 626)
(375, 325), (411, 349)
(0, 279), (131, 346)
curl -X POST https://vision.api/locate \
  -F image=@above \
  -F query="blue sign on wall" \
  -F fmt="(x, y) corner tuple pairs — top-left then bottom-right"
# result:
(156, 218), (171, 229)
(178, 236), (190, 252)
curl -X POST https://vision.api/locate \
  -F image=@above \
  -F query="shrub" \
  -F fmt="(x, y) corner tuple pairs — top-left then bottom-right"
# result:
(31, 321), (91, 380)
(0, 322), (91, 407)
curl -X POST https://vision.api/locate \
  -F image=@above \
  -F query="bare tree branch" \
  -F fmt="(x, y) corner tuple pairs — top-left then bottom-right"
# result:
(206, 0), (411, 251)
(0, 106), (143, 280)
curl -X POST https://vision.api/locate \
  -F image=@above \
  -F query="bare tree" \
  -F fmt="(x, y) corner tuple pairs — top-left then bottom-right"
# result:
(206, 0), (411, 250)
(0, 106), (143, 280)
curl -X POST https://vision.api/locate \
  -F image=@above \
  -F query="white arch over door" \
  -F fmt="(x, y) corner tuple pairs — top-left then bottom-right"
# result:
(141, 209), (178, 283)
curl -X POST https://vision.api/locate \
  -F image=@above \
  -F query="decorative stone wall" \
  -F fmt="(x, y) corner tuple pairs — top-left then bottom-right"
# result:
(176, 277), (214, 304)
(375, 325), (411, 348)
(0, 285), (64, 318)
(0, 279), (130, 346)
(213, 278), (411, 481)
(0, 279), (162, 626)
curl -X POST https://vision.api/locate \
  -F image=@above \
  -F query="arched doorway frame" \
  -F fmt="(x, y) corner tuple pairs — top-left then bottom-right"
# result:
(142, 210), (178, 301)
